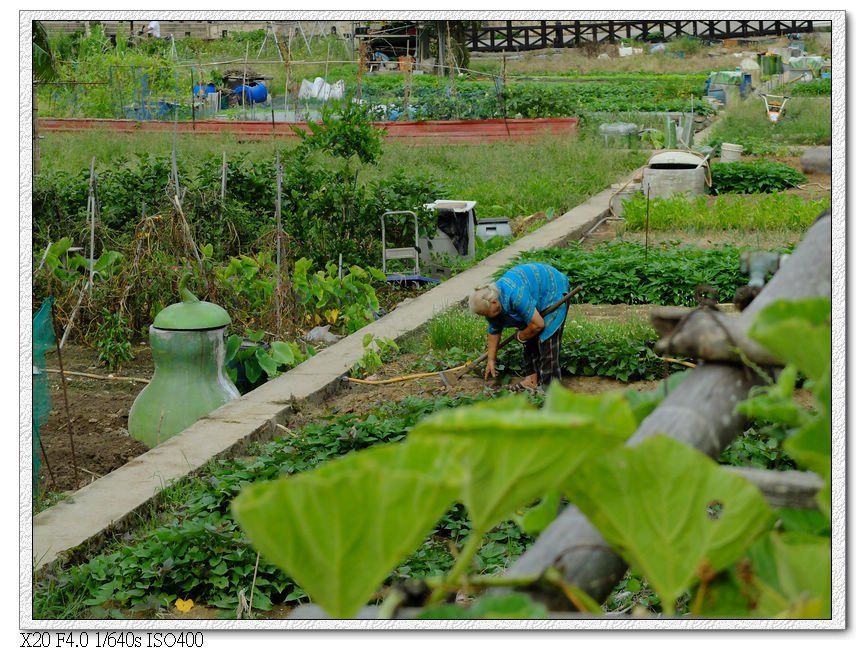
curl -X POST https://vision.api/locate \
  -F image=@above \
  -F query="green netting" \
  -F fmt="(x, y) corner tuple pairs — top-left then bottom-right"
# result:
(788, 56), (824, 72)
(709, 71), (743, 86)
(758, 54), (783, 76)
(32, 297), (55, 497)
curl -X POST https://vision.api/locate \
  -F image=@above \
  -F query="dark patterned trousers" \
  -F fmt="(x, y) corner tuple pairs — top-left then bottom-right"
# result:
(523, 304), (568, 387)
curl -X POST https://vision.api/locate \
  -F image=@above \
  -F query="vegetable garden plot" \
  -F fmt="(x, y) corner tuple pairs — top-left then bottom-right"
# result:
(34, 282), (828, 620)
(31, 27), (836, 620)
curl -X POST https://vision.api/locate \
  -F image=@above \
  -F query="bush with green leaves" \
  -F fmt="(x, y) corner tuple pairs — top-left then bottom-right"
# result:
(350, 334), (400, 379)
(93, 308), (135, 372)
(710, 160), (807, 195)
(786, 78), (831, 96)
(224, 331), (315, 394)
(352, 74), (714, 121)
(291, 258), (387, 335)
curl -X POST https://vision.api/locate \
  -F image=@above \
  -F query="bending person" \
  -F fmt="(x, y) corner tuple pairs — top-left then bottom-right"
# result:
(469, 262), (570, 391)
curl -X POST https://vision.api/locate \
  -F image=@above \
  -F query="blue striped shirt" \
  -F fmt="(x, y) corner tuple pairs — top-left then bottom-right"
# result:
(486, 263), (570, 343)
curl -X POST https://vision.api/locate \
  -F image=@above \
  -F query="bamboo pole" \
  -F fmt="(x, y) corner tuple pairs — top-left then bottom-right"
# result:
(51, 302), (80, 490)
(242, 42), (249, 116)
(87, 157), (96, 294)
(221, 151), (227, 201)
(43, 368), (149, 384)
(274, 153), (283, 337)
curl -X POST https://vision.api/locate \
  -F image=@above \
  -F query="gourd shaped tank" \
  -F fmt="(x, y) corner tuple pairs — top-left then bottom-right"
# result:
(128, 281), (240, 448)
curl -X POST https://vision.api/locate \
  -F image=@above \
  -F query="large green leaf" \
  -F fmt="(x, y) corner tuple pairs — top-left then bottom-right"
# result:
(562, 434), (775, 614)
(747, 298), (831, 514)
(232, 438), (466, 619)
(411, 383), (633, 533)
(748, 298), (830, 383)
(268, 341), (296, 366)
(770, 532), (832, 618)
(740, 532), (831, 618)
(255, 347), (279, 378)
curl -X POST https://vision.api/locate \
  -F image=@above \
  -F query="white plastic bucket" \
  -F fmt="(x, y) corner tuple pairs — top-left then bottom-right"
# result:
(720, 143), (744, 162)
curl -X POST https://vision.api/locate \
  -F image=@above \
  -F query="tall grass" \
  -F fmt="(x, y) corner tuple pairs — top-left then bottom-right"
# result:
(38, 131), (648, 221)
(708, 95), (831, 155)
(371, 135), (648, 219)
(427, 307), (486, 352)
(622, 194), (830, 234)
(38, 131), (293, 172)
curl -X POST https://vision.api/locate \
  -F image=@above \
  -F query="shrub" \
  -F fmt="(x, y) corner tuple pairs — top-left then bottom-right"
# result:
(787, 78), (831, 96)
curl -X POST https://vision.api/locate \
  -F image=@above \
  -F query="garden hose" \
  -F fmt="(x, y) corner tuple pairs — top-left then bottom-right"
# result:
(658, 357), (697, 369)
(343, 360), (474, 385)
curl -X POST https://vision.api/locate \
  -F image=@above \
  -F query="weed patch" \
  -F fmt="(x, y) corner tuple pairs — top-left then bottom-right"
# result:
(621, 193), (829, 233)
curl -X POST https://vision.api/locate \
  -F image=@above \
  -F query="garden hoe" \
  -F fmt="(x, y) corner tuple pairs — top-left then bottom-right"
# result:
(440, 284), (582, 387)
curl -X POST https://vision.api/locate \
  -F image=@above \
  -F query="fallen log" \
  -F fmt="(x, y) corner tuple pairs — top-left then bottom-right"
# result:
(503, 210), (832, 608)
(724, 467), (822, 510)
(652, 306), (783, 365)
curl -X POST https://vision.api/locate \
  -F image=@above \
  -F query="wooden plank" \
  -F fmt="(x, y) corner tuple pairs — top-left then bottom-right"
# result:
(38, 117), (577, 143)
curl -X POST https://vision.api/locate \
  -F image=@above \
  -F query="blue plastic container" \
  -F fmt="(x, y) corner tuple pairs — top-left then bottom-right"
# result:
(194, 83), (218, 95)
(231, 82), (268, 104)
(707, 88), (726, 104)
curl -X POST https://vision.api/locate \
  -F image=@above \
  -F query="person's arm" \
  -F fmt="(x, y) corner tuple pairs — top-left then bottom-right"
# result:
(517, 309), (545, 343)
(485, 332), (501, 380)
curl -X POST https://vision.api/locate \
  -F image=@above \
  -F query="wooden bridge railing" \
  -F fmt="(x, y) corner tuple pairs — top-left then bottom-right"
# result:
(466, 20), (816, 52)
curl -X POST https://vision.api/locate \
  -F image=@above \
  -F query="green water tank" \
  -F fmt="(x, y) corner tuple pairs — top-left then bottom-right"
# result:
(128, 285), (240, 448)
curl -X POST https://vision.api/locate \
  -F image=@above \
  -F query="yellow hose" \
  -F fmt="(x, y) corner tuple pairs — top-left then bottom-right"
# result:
(659, 357), (698, 369)
(345, 360), (475, 385)
(347, 357), (696, 384)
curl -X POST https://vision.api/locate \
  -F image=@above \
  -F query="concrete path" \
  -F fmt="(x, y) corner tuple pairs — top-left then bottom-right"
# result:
(32, 186), (616, 572)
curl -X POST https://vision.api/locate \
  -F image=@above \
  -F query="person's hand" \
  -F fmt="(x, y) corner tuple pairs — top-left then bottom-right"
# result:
(484, 357), (497, 381)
